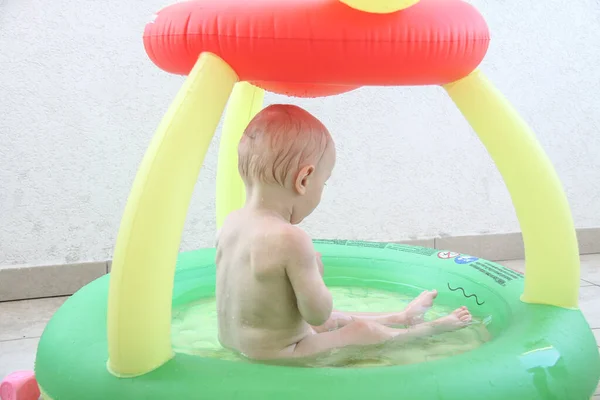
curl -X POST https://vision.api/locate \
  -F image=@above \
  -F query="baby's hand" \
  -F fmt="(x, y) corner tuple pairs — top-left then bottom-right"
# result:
(316, 252), (324, 276)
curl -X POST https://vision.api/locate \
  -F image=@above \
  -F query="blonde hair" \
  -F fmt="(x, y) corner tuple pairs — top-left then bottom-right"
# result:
(238, 104), (331, 186)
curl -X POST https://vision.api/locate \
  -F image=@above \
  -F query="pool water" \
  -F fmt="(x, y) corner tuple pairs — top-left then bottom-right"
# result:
(171, 287), (491, 368)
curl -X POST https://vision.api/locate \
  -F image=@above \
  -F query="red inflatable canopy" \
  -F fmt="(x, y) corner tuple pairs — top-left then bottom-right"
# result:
(144, 0), (490, 97)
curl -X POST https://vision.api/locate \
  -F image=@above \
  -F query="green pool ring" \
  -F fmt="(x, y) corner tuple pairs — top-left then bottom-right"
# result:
(35, 241), (600, 400)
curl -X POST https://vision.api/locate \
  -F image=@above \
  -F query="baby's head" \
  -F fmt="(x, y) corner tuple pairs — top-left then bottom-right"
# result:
(238, 104), (335, 224)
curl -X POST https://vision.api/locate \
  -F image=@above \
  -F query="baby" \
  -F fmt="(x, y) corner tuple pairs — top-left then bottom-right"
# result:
(215, 104), (472, 362)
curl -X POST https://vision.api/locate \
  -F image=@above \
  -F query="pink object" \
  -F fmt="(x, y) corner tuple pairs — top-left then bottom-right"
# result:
(0, 371), (40, 400)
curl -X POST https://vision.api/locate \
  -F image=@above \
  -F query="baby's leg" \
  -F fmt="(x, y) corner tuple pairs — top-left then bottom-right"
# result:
(296, 307), (471, 358)
(312, 290), (438, 332)
(348, 290), (439, 325)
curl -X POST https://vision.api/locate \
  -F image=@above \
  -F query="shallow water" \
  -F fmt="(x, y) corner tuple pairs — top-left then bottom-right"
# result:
(171, 287), (491, 368)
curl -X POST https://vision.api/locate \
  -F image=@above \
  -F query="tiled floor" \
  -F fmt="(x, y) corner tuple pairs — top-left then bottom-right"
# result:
(1, 256), (600, 397)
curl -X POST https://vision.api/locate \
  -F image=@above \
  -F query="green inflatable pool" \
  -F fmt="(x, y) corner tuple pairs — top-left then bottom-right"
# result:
(35, 241), (600, 400)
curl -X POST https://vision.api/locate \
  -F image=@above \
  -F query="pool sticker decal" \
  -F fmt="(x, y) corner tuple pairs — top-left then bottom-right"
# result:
(437, 251), (460, 259)
(313, 239), (386, 248)
(468, 260), (523, 286)
(447, 282), (485, 305)
(385, 244), (438, 256)
(313, 240), (439, 257)
(455, 255), (479, 264)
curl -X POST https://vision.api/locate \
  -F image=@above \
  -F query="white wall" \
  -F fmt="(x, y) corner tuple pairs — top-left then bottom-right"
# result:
(1, 0), (599, 266)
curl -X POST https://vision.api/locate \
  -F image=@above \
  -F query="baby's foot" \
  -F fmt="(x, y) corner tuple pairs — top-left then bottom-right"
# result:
(402, 290), (438, 325)
(431, 306), (472, 333)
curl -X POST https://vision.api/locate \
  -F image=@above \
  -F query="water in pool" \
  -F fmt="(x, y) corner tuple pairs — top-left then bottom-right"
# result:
(171, 286), (491, 367)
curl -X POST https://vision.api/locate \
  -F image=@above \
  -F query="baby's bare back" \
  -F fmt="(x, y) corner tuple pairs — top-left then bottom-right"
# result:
(216, 210), (313, 359)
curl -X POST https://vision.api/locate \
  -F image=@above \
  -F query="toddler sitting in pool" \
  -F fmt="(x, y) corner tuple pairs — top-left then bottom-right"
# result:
(215, 104), (472, 362)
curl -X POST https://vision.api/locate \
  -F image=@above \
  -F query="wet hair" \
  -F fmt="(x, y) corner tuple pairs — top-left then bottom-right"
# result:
(238, 104), (331, 187)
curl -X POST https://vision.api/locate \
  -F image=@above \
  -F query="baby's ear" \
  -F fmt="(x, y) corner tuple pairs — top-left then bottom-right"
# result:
(294, 165), (315, 195)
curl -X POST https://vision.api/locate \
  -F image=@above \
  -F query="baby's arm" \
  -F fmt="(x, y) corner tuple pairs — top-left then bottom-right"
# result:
(315, 252), (324, 276)
(283, 229), (333, 326)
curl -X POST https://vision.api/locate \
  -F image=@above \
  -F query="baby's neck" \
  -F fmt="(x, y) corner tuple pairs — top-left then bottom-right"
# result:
(244, 184), (295, 223)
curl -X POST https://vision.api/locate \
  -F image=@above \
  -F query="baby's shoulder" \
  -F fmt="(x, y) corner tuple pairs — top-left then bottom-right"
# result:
(253, 223), (313, 261)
